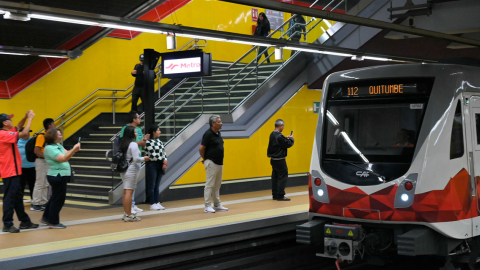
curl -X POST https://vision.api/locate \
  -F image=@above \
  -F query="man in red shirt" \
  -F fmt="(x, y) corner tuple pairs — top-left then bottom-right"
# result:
(0, 111), (39, 233)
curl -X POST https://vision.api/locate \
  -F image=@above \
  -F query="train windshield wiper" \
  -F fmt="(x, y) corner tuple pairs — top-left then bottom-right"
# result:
(324, 158), (385, 182)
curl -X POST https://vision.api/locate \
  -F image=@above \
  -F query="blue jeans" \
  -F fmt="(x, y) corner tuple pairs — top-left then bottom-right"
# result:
(146, 161), (164, 204)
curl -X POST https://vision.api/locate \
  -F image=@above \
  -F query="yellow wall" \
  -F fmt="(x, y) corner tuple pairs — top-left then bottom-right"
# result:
(0, 0), (333, 140)
(174, 86), (322, 185)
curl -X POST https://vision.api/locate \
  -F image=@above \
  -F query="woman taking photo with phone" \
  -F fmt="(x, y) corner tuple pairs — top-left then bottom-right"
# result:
(145, 125), (168, 211)
(120, 126), (150, 222)
(41, 128), (80, 229)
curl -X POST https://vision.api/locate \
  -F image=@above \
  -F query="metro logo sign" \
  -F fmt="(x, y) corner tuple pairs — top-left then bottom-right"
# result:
(164, 57), (201, 75)
(165, 63), (178, 71)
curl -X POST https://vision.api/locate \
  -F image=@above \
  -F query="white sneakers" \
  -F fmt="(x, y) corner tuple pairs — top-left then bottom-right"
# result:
(204, 205), (228, 213)
(123, 213), (141, 222)
(204, 206), (216, 213)
(214, 205), (229, 211)
(133, 205), (143, 212)
(150, 203), (165, 211)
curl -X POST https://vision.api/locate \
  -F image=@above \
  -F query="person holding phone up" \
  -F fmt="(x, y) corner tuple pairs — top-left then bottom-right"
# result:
(267, 119), (294, 201)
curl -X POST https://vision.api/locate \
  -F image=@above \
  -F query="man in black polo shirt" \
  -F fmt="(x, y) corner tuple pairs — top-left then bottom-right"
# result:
(199, 115), (228, 213)
(267, 119), (294, 201)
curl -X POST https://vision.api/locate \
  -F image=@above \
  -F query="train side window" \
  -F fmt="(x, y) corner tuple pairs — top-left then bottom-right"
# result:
(450, 100), (464, 159)
(476, 114), (480, 145)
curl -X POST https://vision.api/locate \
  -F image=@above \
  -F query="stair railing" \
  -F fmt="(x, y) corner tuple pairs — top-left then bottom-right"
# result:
(136, 0), (345, 141)
(107, 1), (345, 191)
(34, 38), (204, 136)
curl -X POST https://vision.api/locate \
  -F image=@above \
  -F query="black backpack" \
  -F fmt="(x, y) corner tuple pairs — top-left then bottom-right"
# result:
(110, 135), (131, 173)
(111, 150), (130, 173)
(25, 133), (44, 162)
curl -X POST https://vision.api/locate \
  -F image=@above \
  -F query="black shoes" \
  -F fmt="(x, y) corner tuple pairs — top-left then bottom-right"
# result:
(19, 221), (39, 229)
(2, 225), (20, 233)
(276, 197), (291, 201)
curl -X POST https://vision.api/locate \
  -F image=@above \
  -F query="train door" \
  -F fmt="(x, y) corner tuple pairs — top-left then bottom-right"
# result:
(465, 94), (480, 236)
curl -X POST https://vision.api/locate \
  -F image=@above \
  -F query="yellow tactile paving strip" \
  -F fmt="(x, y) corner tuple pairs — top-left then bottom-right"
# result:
(0, 204), (308, 260)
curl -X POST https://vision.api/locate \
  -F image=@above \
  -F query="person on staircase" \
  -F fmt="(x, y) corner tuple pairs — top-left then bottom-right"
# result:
(120, 111), (150, 214)
(0, 111), (40, 233)
(199, 115), (228, 213)
(145, 125), (168, 211)
(17, 128), (36, 202)
(253, 12), (271, 64)
(41, 128), (80, 229)
(31, 118), (56, 212)
(287, 14), (306, 57)
(120, 126), (150, 222)
(131, 54), (157, 113)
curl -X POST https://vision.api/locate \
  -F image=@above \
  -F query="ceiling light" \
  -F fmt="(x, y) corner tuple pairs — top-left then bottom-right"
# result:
(101, 23), (163, 34)
(319, 51), (354, 57)
(364, 56), (391, 61)
(284, 46), (320, 53)
(229, 39), (271, 47)
(29, 14), (98, 26)
(39, 55), (69, 58)
(3, 11), (30, 21)
(0, 52), (29, 56)
(351, 55), (364, 61)
(177, 34), (227, 42)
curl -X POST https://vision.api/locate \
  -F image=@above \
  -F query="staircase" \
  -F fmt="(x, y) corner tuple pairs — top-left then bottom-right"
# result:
(63, 60), (281, 205)
(58, 0), (359, 205)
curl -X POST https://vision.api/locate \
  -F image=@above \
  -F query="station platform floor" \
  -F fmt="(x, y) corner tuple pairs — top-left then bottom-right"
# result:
(0, 186), (309, 270)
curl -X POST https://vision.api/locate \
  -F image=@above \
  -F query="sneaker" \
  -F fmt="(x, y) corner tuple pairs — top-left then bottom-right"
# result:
(156, 203), (165, 210)
(39, 217), (49, 225)
(30, 205), (45, 211)
(2, 225), (20, 233)
(150, 204), (160, 210)
(123, 214), (141, 222)
(131, 208), (137, 215)
(133, 206), (143, 212)
(204, 206), (216, 213)
(19, 221), (39, 229)
(276, 197), (291, 201)
(213, 205), (228, 211)
(49, 223), (67, 229)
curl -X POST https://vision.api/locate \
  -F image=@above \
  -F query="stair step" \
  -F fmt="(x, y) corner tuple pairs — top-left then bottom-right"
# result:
(68, 183), (111, 189)
(66, 193), (108, 201)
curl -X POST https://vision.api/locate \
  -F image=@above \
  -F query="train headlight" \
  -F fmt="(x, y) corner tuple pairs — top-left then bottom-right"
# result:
(394, 174), (417, 208)
(317, 189), (324, 197)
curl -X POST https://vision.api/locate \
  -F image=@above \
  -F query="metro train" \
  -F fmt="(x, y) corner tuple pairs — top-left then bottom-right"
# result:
(297, 63), (480, 269)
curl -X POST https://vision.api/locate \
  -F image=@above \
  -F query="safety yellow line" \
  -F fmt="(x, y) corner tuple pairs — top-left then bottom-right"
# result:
(64, 200), (110, 207)
(0, 204), (308, 260)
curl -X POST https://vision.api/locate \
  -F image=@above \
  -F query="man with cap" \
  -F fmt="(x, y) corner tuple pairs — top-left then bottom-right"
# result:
(131, 54), (145, 113)
(0, 111), (39, 233)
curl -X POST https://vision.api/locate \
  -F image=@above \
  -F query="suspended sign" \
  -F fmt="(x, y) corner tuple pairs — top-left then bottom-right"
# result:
(161, 50), (212, 78)
(266, 10), (284, 31)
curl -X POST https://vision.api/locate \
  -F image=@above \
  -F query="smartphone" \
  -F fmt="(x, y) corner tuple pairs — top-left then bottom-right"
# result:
(290, 131), (293, 136)
(78, 137), (81, 143)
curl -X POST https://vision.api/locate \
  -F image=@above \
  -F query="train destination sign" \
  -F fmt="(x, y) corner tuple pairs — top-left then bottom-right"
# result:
(328, 78), (434, 99)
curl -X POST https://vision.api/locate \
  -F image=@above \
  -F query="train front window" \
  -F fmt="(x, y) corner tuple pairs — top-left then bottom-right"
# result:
(321, 78), (433, 185)
(324, 102), (424, 163)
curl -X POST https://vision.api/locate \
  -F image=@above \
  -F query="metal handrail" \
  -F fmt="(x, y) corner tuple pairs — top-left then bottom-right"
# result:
(227, 1), (342, 98)
(228, 0), (338, 70)
(35, 87), (134, 134)
(32, 38), (198, 137)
